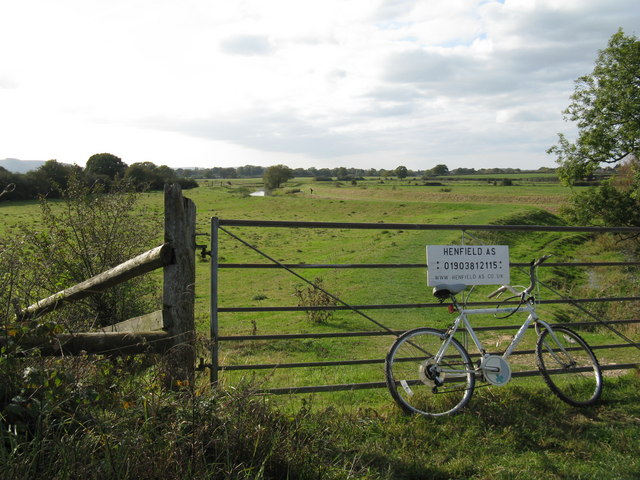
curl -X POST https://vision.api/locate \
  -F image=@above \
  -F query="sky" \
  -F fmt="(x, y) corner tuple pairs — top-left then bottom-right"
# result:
(1, 0), (638, 172)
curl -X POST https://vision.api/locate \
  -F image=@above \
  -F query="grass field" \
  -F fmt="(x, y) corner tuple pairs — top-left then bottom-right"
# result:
(134, 176), (636, 411)
(2, 175), (639, 478)
(3, 176), (635, 395)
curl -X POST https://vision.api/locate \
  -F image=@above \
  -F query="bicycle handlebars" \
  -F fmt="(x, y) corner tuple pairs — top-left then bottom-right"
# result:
(488, 254), (552, 299)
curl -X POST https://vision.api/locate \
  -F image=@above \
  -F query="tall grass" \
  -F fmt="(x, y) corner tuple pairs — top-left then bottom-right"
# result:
(2, 371), (639, 479)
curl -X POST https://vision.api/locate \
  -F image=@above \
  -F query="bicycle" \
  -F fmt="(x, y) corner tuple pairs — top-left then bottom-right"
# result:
(385, 255), (603, 416)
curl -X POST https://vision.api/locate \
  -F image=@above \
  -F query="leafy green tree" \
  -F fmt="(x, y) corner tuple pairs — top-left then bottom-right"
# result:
(425, 164), (449, 177)
(29, 159), (78, 194)
(547, 30), (640, 230)
(548, 29), (639, 184)
(263, 164), (293, 190)
(125, 162), (186, 190)
(335, 167), (349, 180)
(236, 165), (265, 177)
(451, 167), (476, 175)
(125, 162), (159, 189)
(563, 158), (640, 228)
(85, 153), (127, 181)
(0, 167), (29, 201)
(220, 167), (238, 179)
(395, 165), (408, 179)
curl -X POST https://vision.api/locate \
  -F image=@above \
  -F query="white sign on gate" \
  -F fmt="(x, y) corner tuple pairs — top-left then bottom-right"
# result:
(426, 245), (510, 286)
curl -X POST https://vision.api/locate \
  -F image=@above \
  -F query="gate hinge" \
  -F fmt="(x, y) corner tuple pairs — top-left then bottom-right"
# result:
(194, 233), (211, 259)
(196, 357), (213, 371)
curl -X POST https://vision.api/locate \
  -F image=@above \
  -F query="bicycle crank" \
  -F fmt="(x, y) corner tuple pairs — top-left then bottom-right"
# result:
(480, 355), (512, 386)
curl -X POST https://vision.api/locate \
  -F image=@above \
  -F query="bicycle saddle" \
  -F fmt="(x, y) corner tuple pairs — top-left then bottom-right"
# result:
(432, 284), (466, 300)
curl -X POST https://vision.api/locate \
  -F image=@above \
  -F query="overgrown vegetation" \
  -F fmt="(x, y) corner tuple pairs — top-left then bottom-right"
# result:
(0, 177), (163, 454)
(0, 369), (638, 479)
(293, 278), (338, 324)
(14, 175), (161, 329)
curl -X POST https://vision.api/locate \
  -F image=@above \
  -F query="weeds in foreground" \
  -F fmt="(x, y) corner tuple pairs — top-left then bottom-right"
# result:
(1, 369), (639, 480)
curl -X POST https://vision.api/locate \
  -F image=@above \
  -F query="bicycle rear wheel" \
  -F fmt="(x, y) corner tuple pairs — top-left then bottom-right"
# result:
(385, 327), (475, 417)
(536, 326), (603, 407)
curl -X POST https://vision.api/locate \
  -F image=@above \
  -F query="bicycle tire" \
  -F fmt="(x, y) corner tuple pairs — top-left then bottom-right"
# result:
(385, 327), (475, 417)
(536, 326), (603, 407)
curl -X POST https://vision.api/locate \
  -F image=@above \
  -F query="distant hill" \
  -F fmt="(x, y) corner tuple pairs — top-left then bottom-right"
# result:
(0, 158), (46, 173)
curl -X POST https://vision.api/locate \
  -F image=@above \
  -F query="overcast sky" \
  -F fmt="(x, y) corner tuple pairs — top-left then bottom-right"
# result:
(1, 0), (638, 171)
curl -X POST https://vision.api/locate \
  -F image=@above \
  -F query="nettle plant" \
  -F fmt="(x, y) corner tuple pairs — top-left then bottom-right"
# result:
(293, 277), (338, 324)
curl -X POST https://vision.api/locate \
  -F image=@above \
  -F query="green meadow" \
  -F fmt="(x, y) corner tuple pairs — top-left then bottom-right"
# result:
(2, 175), (635, 401)
(175, 177), (632, 405)
(2, 174), (640, 479)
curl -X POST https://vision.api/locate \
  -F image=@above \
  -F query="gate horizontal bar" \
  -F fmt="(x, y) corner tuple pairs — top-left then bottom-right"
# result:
(218, 319), (640, 342)
(219, 261), (640, 269)
(218, 219), (640, 233)
(218, 297), (640, 313)
(219, 343), (636, 372)
(258, 363), (639, 395)
(221, 358), (384, 370)
(219, 330), (402, 341)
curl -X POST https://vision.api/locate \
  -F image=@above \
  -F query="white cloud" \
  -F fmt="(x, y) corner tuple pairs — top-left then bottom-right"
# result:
(0, 0), (638, 170)
(220, 35), (274, 56)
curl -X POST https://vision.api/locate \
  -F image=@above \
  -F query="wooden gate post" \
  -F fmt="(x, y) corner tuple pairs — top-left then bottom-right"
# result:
(162, 184), (196, 389)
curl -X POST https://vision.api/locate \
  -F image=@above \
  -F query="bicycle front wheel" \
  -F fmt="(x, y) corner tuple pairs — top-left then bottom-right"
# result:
(536, 326), (603, 407)
(385, 327), (475, 417)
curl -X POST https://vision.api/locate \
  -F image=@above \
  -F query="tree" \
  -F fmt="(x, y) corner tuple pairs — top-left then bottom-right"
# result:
(32, 160), (77, 193)
(395, 165), (408, 179)
(548, 29), (640, 184)
(562, 157), (640, 228)
(85, 153), (127, 181)
(547, 30), (640, 231)
(451, 167), (476, 175)
(425, 164), (449, 177)
(335, 167), (349, 180)
(220, 167), (238, 179)
(123, 161), (198, 191)
(263, 164), (293, 190)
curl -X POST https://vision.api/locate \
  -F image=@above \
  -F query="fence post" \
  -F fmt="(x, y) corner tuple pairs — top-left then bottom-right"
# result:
(210, 217), (220, 385)
(163, 184), (196, 389)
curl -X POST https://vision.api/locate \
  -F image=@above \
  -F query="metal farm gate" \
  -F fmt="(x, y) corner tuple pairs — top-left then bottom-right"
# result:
(207, 219), (640, 394)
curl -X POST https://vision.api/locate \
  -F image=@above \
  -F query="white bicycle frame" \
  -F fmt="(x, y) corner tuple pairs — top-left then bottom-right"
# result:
(434, 294), (566, 382)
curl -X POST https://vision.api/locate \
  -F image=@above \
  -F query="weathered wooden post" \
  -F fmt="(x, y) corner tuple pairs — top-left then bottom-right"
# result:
(162, 184), (196, 388)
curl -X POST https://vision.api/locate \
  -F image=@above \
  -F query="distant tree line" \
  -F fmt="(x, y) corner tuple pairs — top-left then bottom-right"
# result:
(176, 164), (558, 181)
(175, 165), (389, 180)
(0, 153), (568, 202)
(0, 153), (198, 201)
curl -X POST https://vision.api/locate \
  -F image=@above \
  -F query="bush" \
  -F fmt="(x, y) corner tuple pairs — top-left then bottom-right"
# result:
(293, 278), (337, 324)
(0, 178), (166, 458)
(18, 174), (161, 329)
(177, 177), (198, 189)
